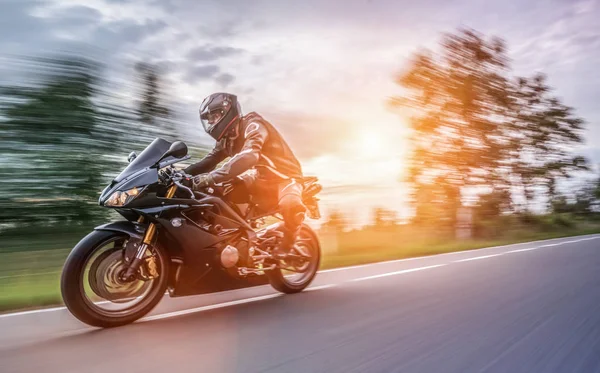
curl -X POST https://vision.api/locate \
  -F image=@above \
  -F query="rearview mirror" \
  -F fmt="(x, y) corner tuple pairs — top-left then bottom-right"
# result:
(128, 151), (137, 163)
(159, 141), (188, 162)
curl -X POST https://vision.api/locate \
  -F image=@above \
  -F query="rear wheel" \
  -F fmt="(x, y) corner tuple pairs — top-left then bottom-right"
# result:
(61, 230), (169, 328)
(266, 224), (321, 294)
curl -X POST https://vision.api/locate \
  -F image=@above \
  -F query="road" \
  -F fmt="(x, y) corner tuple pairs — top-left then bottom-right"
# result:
(1, 234), (600, 373)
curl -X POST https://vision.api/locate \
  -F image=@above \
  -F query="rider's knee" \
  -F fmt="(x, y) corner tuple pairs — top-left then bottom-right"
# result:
(279, 195), (306, 227)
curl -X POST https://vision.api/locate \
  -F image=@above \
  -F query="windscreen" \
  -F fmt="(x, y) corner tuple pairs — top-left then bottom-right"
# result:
(114, 138), (171, 182)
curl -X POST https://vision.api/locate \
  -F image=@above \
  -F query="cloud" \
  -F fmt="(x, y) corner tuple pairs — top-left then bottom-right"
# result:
(197, 20), (246, 40)
(152, 59), (178, 74)
(91, 19), (167, 50)
(2, 0), (600, 167)
(260, 110), (353, 159)
(510, 0), (600, 72)
(184, 64), (220, 83)
(215, 73), (235, 88)
(186, 45), (244, 62)
(60, 5), (102, 21)
(580, 146), (600, 170)
(0, 1), (52, 46)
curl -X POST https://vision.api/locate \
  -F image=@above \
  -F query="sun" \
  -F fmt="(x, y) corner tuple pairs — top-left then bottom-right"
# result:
(357, 132), (386, 159)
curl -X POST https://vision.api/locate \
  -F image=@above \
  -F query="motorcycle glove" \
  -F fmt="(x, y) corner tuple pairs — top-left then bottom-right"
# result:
(192, 173), (214, 190)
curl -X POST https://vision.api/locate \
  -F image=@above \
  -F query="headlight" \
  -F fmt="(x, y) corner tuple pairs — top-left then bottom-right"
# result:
(104, 187), (142, 207)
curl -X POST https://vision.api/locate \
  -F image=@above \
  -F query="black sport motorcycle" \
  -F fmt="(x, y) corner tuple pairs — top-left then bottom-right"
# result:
(61, 138), (322, 328)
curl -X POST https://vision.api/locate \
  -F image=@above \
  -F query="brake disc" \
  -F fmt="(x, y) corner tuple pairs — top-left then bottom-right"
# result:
(88, 248), (121, 298)
(92, 251), (150, 303)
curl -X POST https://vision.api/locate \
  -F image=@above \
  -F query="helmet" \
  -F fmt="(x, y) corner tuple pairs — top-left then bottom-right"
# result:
(199, 92), (242, 140)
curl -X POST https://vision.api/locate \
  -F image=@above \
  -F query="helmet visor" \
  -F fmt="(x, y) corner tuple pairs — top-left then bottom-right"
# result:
(199, 95), (232, 134)
(200, 108), (225, 132)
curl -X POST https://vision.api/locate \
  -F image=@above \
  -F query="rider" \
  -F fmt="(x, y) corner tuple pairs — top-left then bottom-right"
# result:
(184, 92), (306, 256)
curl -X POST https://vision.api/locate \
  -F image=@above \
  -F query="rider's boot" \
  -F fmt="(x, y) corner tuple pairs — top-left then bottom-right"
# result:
(272, 212), (305, 259)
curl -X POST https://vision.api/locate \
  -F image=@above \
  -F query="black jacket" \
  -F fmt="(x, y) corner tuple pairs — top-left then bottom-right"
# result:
(185, 112), (303, 183)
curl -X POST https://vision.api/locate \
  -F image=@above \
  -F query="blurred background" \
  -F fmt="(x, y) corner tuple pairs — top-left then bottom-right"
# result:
(1, 0), (600, 311)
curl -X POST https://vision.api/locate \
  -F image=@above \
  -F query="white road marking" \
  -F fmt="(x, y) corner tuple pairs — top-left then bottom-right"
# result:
(507, 247), (540, 254)
(319, 235), (599, 274)
(0, 306), (67, 318)
(349, 265), (445, 282)
(1, 234), (598, 319)
(304, 284), (338, 291)
(143, 284), (338, 322)
(319, 256), (426, 273)
(140, 293), (283, 322)
(455, 253), (504, 263)
(504, 236), (598, 255)
(0, 271), (60, 280)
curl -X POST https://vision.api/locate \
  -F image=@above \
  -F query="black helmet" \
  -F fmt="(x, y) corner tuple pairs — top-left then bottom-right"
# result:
(199, 92), (242, 140)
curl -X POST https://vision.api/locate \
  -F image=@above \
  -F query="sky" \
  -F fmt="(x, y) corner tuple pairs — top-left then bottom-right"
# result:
(2, 0), (600, 226)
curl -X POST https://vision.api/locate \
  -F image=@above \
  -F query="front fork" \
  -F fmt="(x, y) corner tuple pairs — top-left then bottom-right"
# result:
(121, 184), (177, 281)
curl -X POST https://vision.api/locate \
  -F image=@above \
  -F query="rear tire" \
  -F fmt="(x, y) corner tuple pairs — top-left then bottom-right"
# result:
(61, 230), (169, 328)
(266, 224), (321, 294)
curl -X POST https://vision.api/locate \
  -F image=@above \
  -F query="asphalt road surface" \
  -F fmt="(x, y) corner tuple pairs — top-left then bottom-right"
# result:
(1, 234), (600, 373)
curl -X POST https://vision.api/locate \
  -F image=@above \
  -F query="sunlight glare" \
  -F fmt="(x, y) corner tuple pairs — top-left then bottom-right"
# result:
(358, 132), (386, 158)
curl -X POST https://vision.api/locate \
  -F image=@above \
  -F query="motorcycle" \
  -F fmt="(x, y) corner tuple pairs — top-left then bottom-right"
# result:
(60, 138), (322, 328)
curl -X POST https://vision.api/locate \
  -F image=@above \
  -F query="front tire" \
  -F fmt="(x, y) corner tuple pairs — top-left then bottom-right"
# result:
(61, 230), (169, 328)
(266, 224), (321, 294)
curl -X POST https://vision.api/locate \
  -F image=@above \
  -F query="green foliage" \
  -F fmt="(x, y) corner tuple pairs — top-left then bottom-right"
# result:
(0, 54), (207, 237)
(474, 189), (512, 221)
(509, 74), (589, 208)
(550, 181), (599, 216)
(0, 56), (114, 227)
(552, 214), (575, 228)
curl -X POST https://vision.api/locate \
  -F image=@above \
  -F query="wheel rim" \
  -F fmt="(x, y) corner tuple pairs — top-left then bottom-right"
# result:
(80, 236), (162, 317)
(279, 229), (319, 286)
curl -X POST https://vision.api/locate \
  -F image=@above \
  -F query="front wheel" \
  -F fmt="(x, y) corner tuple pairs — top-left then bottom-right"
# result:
(266, 224), (321, 294)
(61, 230), (169, 328)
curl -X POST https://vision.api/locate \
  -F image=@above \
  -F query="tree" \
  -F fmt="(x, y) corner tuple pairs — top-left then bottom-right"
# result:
(391, 29), (511, 223)
(411, 180), (460, 226)
(474, 189), (512, 220)
(391, 28), (589, 221)
(0, 55), (158, 233)
(551, 186), (596, 216)
(508, 74), (588, 211)
(0, 56), (113, 227)
(323, 209), (347, 233)
(0, 54), (209, 249)
(133, 62), (209, 160)
(135, 62), (178, 143)
(371, 207), (397, 228)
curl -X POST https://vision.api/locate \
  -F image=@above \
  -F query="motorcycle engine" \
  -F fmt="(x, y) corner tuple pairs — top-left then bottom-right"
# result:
(216, 237), (251, 277)
(220, 245), (239, 268)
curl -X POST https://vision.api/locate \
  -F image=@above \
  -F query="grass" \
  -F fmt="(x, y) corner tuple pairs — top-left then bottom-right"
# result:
(0, 249), (68, 311)
(320, 228), (600, 269)
(1, 223), (600, 313)
(0, 272), (62, 311)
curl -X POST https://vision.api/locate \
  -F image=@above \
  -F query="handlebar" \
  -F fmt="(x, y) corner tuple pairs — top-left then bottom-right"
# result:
(161, 166), (234, 200)
(174, 180), (195, 199)
(158, 166), (194, 198)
